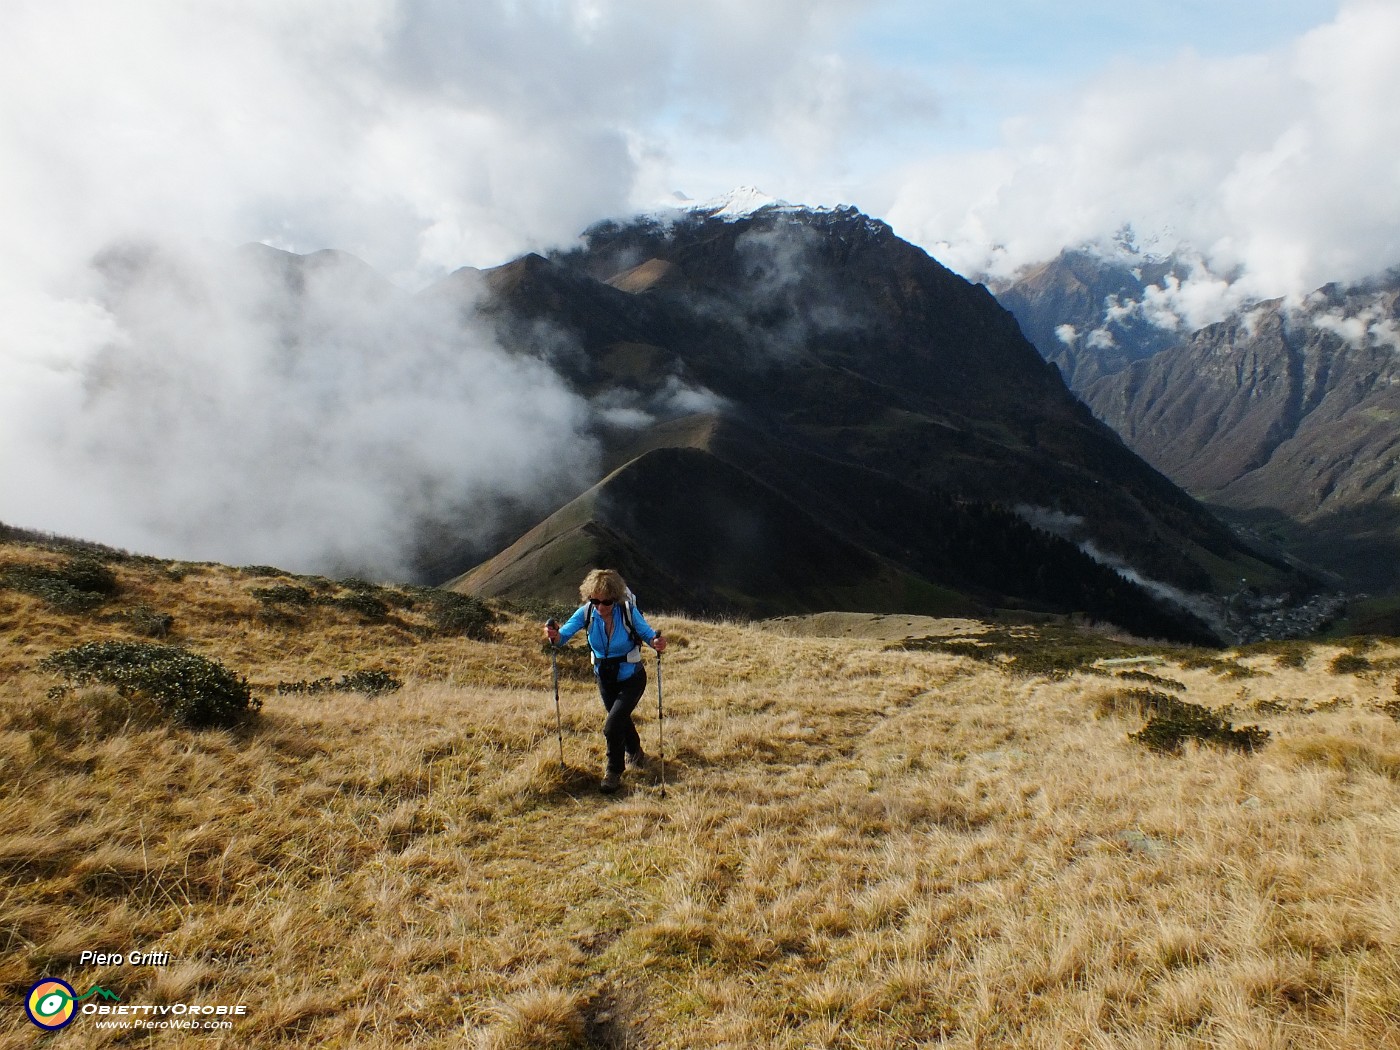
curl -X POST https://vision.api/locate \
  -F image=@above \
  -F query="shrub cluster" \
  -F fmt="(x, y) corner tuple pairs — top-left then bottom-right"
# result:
(250, 584), (315, 606)
(1114, 670), (1187, 692)
(124, 604), (175, 639)
(900, 626), (1181, 680)
(240, 565), (290, 577)
(275, 669), (402, 697)
(333, 591), (390, 621)
(1237, 640), (1313, 669)
(1330, 652), (1373, 675)
(249, 580), (389, 622)
(1116, 690), (1269, 755)
(40, 641), (258, 729)
(419, 589), (495, 639)
(1177, 654), (1261, 678)
(1, 555), (119, 613)
(248, 577), (495, 637)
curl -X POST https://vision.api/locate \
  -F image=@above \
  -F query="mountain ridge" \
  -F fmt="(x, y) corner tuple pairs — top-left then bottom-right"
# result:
(429, 203), (1306, 640)
(1084, 281), (1400, 590)
(994, 244), (1400, 594)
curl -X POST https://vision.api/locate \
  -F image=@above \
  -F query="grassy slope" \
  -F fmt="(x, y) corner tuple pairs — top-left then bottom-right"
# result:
(3, 538), (1400, 1048)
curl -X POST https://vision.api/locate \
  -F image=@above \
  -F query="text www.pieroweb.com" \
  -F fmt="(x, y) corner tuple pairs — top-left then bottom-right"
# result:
(86, 1003), (246, 1031)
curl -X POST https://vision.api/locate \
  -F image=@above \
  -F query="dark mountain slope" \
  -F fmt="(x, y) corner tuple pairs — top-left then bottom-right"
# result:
(451, 444), (971, 618)
(453, 422), (1221, 641)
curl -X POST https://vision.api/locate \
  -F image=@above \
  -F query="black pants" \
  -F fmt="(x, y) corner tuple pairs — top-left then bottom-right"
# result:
(599, 665), (646, 774)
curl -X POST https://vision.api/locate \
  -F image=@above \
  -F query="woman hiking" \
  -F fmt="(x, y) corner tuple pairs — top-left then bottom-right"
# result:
(545, 569), (666, 793)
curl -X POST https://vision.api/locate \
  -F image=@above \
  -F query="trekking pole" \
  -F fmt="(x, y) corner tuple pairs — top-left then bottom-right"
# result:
(545, 619), (564, 770)
(655, 633), (666, 798)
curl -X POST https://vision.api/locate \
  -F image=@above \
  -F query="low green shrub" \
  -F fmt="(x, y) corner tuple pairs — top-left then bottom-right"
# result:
(1329, 652), (1373, 675)
(40, 641), (258, 729)
(1114, 670), (1187, 691)
(333, 591), (389, 621)
(58, 557), (119, 596)
(239, 565), (289, 578)
(1, 555), (119, 613)
(125, 605), (175, 639)
(340, 669), (401, 695)
(1095, 688), (1180, 720)
(1237, 640), (1314, 669)
(275, 669), (402, 697)
(502, 596), (577, 625)
(422, 590), (495, 639)
(1178, 654), (1261, 678)
(250, 584), (315, 606)
(900, 625), (1182, 680)
(1127, 694), (1269, 755)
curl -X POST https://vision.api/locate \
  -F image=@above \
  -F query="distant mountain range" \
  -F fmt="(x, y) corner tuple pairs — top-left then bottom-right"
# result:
(414, 197), (1307, 641)
(997, 249), (1400, 594)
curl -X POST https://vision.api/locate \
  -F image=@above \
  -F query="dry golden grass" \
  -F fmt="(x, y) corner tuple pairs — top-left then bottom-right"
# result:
(3, 539), (1400, 1047)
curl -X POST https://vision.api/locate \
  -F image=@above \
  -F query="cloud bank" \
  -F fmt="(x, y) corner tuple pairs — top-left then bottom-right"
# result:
(4, 242), (598, 578)
(885, 0), (1400, 310)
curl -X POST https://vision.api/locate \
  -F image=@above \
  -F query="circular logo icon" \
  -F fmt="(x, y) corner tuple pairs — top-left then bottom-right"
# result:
(26, 978), (78, 1030)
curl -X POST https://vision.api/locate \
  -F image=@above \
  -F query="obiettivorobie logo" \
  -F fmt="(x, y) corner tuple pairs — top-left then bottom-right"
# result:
(25, 979), (120, 1030)
(25, 976), (249, 1032)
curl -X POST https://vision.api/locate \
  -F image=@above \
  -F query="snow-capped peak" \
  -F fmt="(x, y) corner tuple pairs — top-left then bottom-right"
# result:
(637, 187), (878, 232)
(691, 186), (790, 218)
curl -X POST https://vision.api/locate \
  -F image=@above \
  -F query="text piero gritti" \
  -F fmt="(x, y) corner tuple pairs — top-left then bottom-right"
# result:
(79, 951), (172, 966)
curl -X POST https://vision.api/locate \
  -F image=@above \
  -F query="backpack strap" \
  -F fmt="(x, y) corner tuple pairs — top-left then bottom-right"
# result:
(583, 601), (643, 649)
(620, 601), (642, 648)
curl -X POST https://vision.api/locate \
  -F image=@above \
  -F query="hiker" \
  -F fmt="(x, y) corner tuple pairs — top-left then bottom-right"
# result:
(544, 569), (666, 793)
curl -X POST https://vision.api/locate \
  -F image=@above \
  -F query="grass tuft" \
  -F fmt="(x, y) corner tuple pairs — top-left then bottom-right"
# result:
(479, 988), (588, 1050)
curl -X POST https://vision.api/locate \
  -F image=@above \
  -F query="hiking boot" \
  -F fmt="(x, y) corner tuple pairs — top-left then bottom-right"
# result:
(600, 769), (623, 793)
(625, 749), (648, 770)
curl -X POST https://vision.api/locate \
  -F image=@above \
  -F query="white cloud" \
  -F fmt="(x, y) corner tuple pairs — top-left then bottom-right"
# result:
(0, 242), (598, 577)
(1307, 295), (1400, 352)
(1370, 317), (1400, 353)
(1085, 328), (1117, 351)
(884, 0), (1400, 300)
(1311, 310), (1370, 349)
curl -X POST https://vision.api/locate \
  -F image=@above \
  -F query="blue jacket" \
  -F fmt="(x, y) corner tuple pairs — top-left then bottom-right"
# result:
(554, 602), (658, 682)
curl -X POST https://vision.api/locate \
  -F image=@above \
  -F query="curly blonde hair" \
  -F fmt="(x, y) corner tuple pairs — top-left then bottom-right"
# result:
(579, 568), (628, 603)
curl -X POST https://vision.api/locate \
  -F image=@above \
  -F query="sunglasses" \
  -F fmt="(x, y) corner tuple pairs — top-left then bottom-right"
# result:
(588, 597), (615, 607)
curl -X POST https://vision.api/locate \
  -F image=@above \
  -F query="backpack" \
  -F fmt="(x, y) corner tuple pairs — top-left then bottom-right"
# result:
(583, 590), (643, 653)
